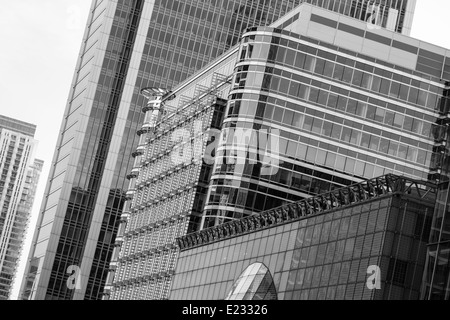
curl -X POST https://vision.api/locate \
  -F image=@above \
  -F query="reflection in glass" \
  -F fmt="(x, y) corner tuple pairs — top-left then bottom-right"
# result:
(225, 263), (277, 300)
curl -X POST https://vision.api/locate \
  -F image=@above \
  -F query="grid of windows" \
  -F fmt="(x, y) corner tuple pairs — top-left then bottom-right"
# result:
(24, 0), (421, 301)
(109, 95), (227, 299)
(225, 92), (435, 173)
(171, 193), (435, 300)
(43, 0), (145, 300)
(0, 124), (40, 300)
(203, 28), (445, 229)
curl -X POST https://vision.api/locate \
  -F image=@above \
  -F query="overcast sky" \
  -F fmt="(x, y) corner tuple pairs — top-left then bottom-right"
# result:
(1, 1), (449, 300)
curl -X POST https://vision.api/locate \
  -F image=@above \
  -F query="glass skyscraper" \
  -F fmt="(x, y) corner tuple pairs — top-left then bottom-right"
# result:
(20, 0), (328, 301)
(106, 1), (421, 300)
(0, 115), (42, 300)
(170, 3), (450, 300)
(202, 2), (449, 226)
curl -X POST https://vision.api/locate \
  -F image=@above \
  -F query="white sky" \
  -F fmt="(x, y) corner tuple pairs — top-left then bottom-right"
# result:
(1, 0), (448, 300)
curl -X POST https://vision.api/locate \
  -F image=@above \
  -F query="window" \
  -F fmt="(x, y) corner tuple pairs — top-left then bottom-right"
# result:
(369, 136), (380, 151)
(375, 108), (385, 122)
(322, 121), (333, 136)
(303, 116), (314, 131)
(294, 52), (306, 69)
(341, 127), (352, 143)
(342, 67), (353, 83)
(337, 96), (348, 111)
(379, 138), (390, 154)
(289, 81), (300, 97)
(304, 55), (316, 72)
(286, 141), (297, 158)
(393, 113), (404, 128)
(312, 118), (323, 134)
(327, 93), (338, 108)
(399, 84), (409, 100)
(283, 110), (294, 126)
(352, 70), (363, 86)
(388, 141), (398, 156)
(371, 76), (381, 92)
(350, 130), (361, 145)
(389, 82), (400, 98)
(387, 259), (408, 285)
(285, 49), (296, 65)
(326, 152), (336, 168)
(384, 111), (395, 126)
(361, 133), (371, 148)
(324, 61), (334, 77)
(314, 58), (325, 74)
(356, 102), (367, 117)
(346, 99), (357, 114)
(380, 78), (390, 95)
(331, 124), (342, 139)
(309, 87), (319, 103)
(318, 90), (328, 105)
(333, 64), (344, 80)
(361, 73), (373, 89)
(292, 113), (303, 127)
(276, 47), (286, 63)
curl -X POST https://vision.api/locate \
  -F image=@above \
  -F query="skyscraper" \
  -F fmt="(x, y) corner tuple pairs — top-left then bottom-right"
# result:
(106, 1), (422, 300)
(20, 0), (329, 301)
(201, 3), (450, 299)
(202, 2), (448, 228)
(171, 2), (449, 300)
(20, 0), (418, 301)
(0, 115), (42, 300)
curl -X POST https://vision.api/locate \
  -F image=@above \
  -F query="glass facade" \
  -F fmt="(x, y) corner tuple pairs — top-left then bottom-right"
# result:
(201, 24), (447, 229)
(20, 0), (419, 300)
(21, 0), (310, 301)
(108, 1), (434, 300)
(225, 262), (278, 300)
(301, 0), (415, 35)
(422, 122), (450, 299)
(106, 0), (417, 301)
(107, 69), (232, 300)
(0, 116), (41, 300)
(171, 175), (437, 300)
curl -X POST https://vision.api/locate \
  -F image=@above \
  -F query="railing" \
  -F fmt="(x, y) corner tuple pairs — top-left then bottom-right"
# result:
(176, 174), (437, 251)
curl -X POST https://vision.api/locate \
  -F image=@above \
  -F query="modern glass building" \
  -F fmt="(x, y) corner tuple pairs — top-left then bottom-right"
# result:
(104, 1), (431, 300)
(104, 50), (237, 299)
(104, 0), (418, 301)
(422, 132), (450, 299)
(0, 115), (42, 300)
(20, 0), (328, 301)
(201, 3), (449, 229)
(172, 174), (437, 300)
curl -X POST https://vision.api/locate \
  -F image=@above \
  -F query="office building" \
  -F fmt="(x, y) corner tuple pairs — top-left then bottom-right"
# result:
(171, 174), (436, 300)
(105, 57), (236, 300)
(106, 1), (426, 300)
(0, 115), (42, 300)
(207, 5), (450, 301)
(422, 138), (450, 299)
(202, 4), (449, 229)
(21, 0), (338, 301)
